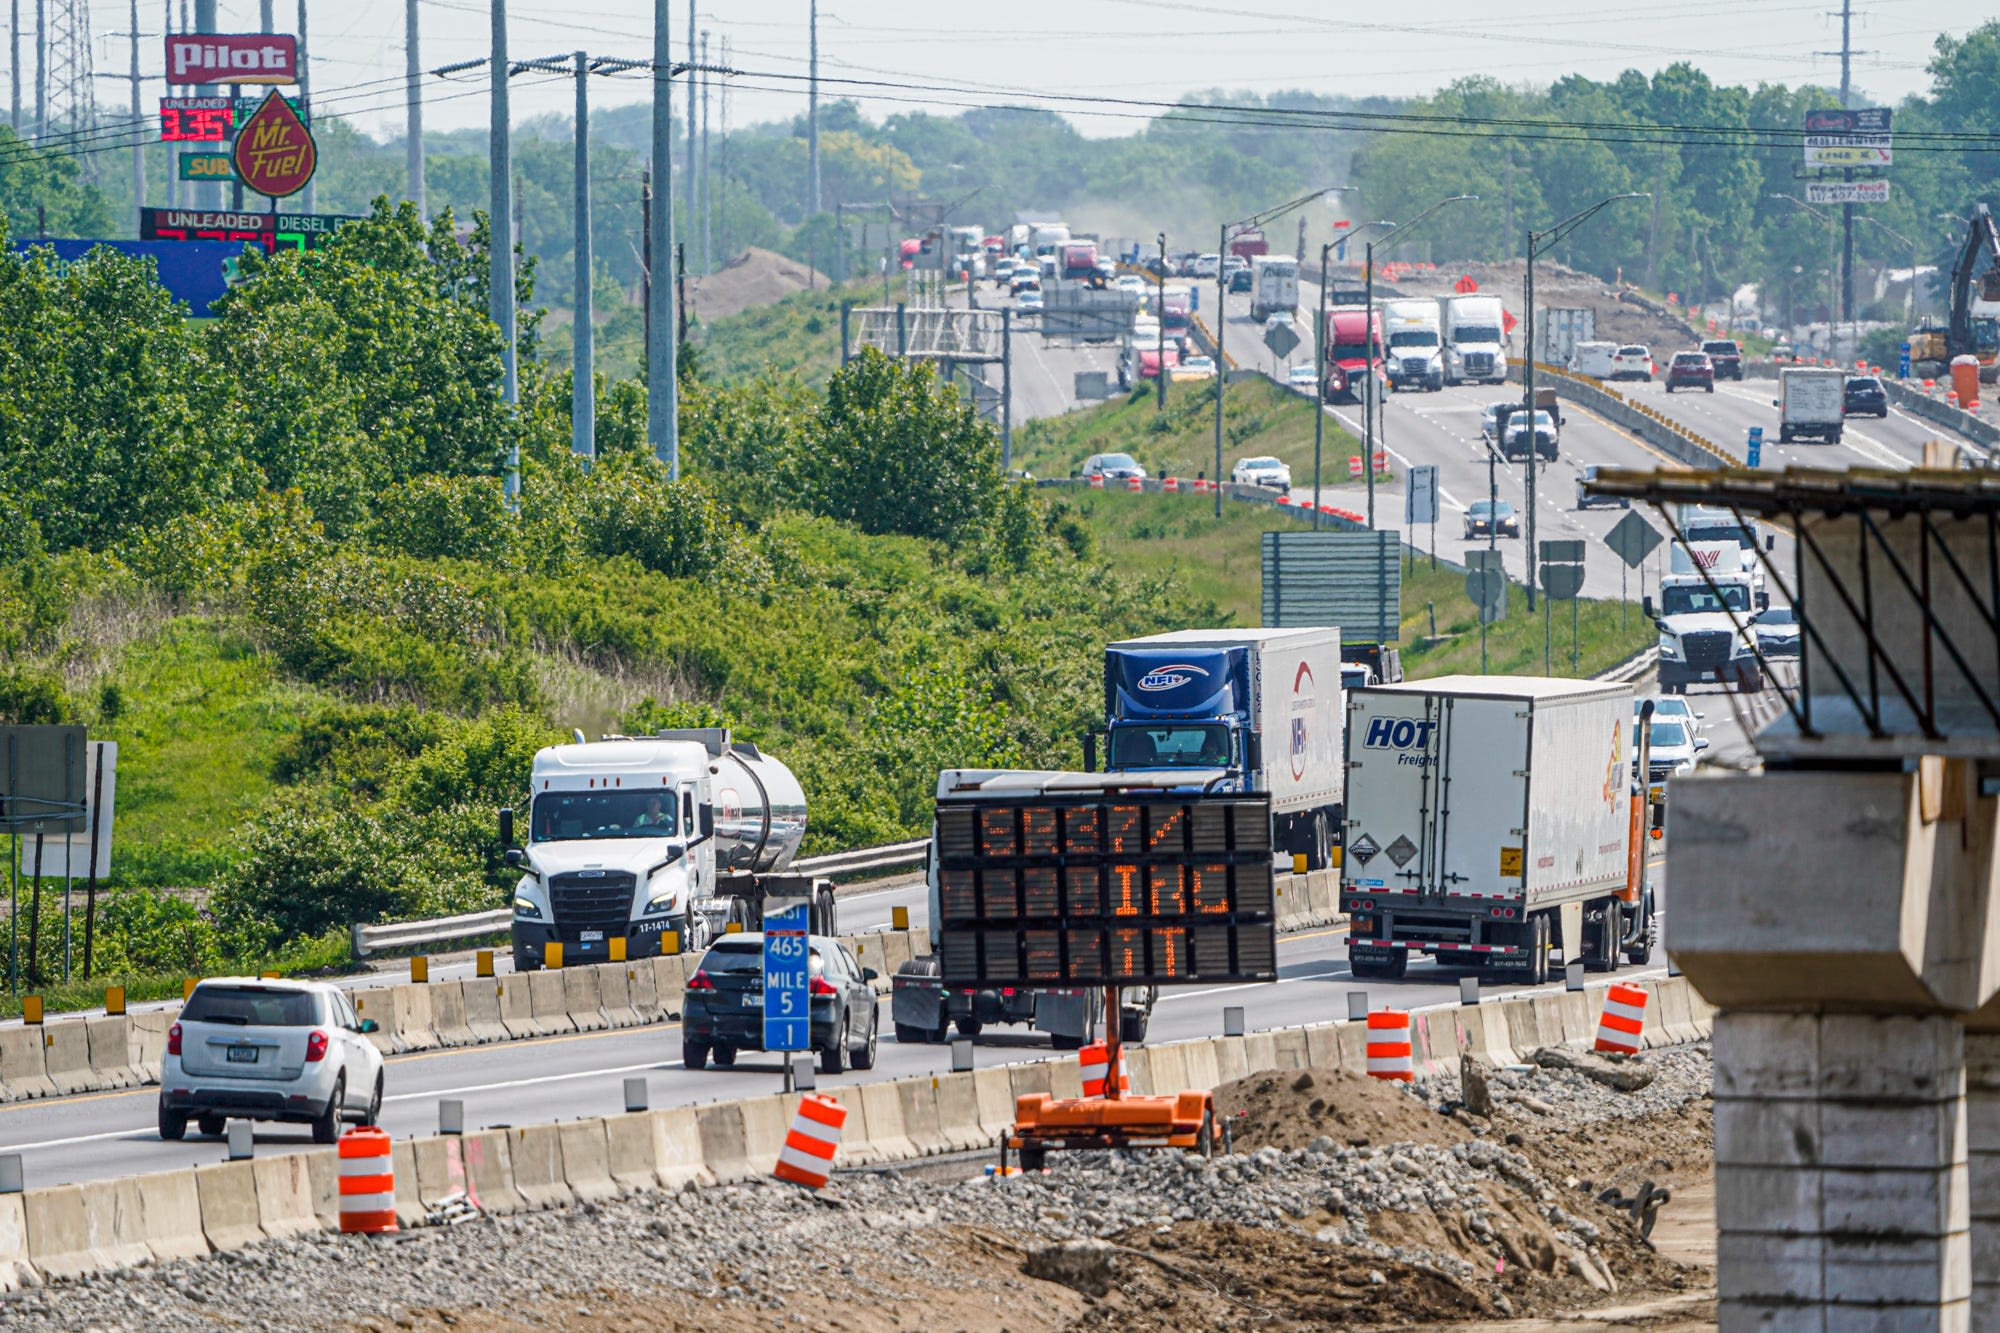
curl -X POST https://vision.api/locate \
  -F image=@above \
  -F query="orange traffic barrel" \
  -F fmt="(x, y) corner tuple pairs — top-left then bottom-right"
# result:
(772, 1094), (846, 1190)
(1595, 983), (1649, 1055)
(1365, 1010), (1413, 1082)
(1952, 355), (1980, 408)
(337, 1126), (398, 1233)
(1079, 1042), (1129, 1098)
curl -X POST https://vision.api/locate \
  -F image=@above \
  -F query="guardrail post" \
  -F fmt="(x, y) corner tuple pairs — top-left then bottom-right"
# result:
(351, 922), (368, 961)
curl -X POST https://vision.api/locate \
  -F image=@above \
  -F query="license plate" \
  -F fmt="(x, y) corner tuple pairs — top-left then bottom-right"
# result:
(226, 1046), (258, 1064)
(579, 930), (604, 943)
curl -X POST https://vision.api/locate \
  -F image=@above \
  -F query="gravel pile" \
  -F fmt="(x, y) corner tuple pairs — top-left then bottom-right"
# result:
(9, 1044), (1712, 1332)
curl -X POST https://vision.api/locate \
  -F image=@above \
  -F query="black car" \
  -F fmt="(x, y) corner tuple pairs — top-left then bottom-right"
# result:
(1844, 375), (1889, 418)
(683, 934), (879, 1075)
(1701, 339), (1743, 380)
(1227, 267), (1253, 293)
(1464, 500), (1520, 539)
(1575, 464), (1632, 510)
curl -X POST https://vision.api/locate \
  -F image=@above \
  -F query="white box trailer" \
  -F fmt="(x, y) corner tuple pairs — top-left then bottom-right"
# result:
(1778, 366), (1845, 444)
(1340, 676), (1649, 981)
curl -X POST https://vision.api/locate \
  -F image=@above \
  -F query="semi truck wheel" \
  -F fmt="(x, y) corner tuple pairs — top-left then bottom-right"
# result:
(955, 1016), (984, 1039)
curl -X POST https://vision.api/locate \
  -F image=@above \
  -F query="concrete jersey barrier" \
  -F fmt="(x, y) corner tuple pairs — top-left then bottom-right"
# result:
(5, 970), (1712, 1285)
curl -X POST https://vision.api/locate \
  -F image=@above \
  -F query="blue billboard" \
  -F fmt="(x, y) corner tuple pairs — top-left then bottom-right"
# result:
(6, 239), (243, 316)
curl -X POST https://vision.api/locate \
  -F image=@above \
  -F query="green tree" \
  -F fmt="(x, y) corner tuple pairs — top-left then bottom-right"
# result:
(791, 349), (1002, 543)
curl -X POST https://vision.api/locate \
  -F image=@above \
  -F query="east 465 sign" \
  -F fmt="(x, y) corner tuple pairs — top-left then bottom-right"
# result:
(232, 89), (316, 199)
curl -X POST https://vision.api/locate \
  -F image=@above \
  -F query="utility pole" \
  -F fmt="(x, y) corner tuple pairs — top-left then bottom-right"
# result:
(1156, 230), (1167, 412)
(807, 0), (819, 216)
(683, 0), (695, 227)
(1838, 0), (1855, 329)
(1314, 242), (1329, 528)
(647, 0), (679, 478)
(699, 29), (710, 275)
(572, 50), (594, 464)
(11, 0), (21, 131)
(296, 0), (312, 210)
(405, 0), (423, 214)
(127, 0), (142, 212)
(490, 0), (519, 506)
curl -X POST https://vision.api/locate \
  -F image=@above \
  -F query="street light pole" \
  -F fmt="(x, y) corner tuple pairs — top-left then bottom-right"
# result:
(1524, 192), (1648, 610)
(1156, 230), (1167, 413)
(1314, 241), (1329, 529)
(1213, 185), (1353, 521)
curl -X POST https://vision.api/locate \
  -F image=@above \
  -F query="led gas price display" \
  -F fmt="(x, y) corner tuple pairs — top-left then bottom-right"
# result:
(934, 793), (1277, 987)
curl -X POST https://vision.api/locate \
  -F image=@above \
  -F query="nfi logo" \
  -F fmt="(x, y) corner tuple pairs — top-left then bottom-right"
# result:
(1136, 663), (1209, 693)
(1364, 716), (1437, 766)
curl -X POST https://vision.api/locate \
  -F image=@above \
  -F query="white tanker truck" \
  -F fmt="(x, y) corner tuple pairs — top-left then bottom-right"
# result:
(501, 728), (832, 972)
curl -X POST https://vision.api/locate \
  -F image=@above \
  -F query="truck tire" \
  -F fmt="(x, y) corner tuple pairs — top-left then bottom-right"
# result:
(1780, 427), (1794, 443)
(682, 1037), (709, 1070)
(1738, 666), (1763, 694)
(1585, 901), (1624, 974)
(1049, 1033), (1085, 1051)
(955, 1016), (984, 1039)
(1119, 1009), (1149, 1045)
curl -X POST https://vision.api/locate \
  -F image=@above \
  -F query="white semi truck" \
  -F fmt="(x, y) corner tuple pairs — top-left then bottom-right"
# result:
(1441, 294), (1509, 385)
(1646, 568), (1764, 695)
(1382, 298), (1445, 392)
(501, 729), (827, 971)
(1670, 506), (1773, 610)
(1341, 677), (1650, 982)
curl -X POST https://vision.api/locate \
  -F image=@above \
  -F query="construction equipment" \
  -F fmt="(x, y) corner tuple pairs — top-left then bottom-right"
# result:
(1910, 204), (2000, 381)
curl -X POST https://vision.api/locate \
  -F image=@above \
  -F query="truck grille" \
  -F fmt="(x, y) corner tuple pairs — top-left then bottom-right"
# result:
(548, 872), (636, 938)
(1464, 352), (1493, 376)
(1682, 630), (1733, 669)
(1400, 357), (1429, 377)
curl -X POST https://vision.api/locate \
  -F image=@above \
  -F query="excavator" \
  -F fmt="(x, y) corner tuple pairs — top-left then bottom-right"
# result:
(1910, 203), (2000, 382)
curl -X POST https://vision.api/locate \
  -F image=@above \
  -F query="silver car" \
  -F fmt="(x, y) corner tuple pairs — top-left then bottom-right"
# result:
(159, 978), (386, 1143)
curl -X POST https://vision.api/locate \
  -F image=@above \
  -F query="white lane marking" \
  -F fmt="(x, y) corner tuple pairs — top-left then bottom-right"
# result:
(1710, 384), (1909, 470)
(1161, 965), (1346, 1004)
(387, 1058), (682, 1103)
(0, 1126), (138, 1152)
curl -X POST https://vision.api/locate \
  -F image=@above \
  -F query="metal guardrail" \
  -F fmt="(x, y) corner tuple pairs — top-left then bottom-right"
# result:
(1595, 646), (1662, 685)
(350, 838), (933, 959)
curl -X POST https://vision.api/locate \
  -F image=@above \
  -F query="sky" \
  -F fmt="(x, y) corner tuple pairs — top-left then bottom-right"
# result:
(61, 0), (1984, 144)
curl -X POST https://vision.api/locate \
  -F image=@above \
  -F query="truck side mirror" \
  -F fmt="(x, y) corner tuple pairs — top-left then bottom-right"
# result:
(498, 806), (515, 850)
(504, 848), (524, 867)
(1242, 733), (1260, 771)
(699, 803), (715, 836)
(1642, 595), (1655, 618)
(1083, 731), (1099, 773)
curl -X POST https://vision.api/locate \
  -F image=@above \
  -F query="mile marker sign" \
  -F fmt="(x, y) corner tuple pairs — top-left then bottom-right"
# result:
(761, 898), (811, 1053)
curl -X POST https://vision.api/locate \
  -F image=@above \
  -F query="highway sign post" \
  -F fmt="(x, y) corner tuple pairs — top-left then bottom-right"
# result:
(762, 897), (811, 1089)
(1465, 550), (1505, 674)
(1539, 540), (1586, 673)
(1263, 320), (1299, 361)
(1603, 509), (1664, 631)
(1406, 465), (1440, 568)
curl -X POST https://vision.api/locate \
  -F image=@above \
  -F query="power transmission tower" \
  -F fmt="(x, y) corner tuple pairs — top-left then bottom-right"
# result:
(44, 0), (97, 168)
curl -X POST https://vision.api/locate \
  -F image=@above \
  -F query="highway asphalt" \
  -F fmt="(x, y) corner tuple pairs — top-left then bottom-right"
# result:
(1624, 374), (1993, 472)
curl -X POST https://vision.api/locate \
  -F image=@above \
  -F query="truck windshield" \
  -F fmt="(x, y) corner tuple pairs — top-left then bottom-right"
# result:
(1389, 331), (1437, 348)
(1661, 584), (1752, 615)
(1683, 524), (1753, 549)
(530, 791), (680, 842)
(1457, 325), (1502, 343)
(1108, 724), (1231, 769)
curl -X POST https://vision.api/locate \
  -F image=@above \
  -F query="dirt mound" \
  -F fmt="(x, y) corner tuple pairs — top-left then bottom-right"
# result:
(689, 246), (825, 322)
(1215, 1066), (1471, 1153)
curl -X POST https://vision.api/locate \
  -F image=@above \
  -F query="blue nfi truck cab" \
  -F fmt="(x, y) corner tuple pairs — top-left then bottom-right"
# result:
(1091, 628), (1345, 870)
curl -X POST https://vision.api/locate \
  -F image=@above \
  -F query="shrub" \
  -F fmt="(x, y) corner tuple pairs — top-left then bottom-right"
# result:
(372, 474), (514, 563)
(579, 455), (740, 579)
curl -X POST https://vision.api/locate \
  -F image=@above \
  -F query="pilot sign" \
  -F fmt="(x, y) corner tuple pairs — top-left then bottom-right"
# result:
(934, 791), (1277, 987)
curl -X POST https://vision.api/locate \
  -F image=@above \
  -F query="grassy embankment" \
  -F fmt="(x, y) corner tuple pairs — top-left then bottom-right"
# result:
(1014, 375), (1389, 487)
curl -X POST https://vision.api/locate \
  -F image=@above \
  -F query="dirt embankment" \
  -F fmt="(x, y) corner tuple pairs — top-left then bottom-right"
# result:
(689, 247), (826, 322)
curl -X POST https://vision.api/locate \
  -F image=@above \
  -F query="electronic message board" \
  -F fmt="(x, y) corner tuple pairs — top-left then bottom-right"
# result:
(139, 208), (360, 256)
(934, 792), (1276, 987)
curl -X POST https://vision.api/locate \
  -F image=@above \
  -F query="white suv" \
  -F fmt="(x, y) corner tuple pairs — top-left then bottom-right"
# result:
(159, 978), (385, 1144)
(1610, 345), (1654, 382)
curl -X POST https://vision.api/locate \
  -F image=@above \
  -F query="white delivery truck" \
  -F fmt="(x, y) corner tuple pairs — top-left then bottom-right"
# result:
(1569, 341), (1618, 379)
(1382, 298), (1445, 392)
(1341, 677), (1650, 982)
(1249, 254), (1300, 323)
(1777, 366), (1846, 444)
(1441, 294), (1509, 385)
(501, 729), (825, 972)
(1095, 627), (1345, 869)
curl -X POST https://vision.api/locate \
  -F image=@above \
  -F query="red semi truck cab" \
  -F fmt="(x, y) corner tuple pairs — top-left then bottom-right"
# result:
(1061, 242), (1100, 282)
(1323, 306), (1385, 405)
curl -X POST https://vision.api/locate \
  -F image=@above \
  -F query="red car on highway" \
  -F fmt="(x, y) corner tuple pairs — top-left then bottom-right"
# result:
(1664, 351), (1715, 394)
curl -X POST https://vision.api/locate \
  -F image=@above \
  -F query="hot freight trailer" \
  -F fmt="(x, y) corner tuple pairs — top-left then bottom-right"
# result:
(1341, 677), (1652, 982)
(501, 729), (830, 972)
